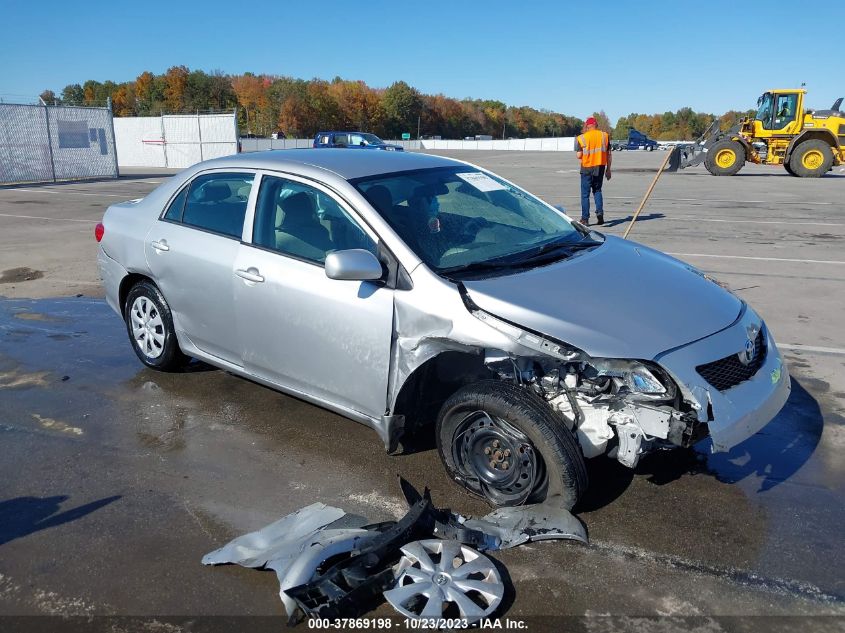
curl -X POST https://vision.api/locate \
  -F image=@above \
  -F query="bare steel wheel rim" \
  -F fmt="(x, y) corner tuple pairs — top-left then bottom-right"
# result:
(801, 149), (823, 170)
(452, 411), (545, 506)
(130, 296), (165, 359)
(384, 539), (504, 623)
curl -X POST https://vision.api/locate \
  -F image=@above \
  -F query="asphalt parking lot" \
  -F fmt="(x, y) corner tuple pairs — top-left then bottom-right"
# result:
(1, 152), (843, 629)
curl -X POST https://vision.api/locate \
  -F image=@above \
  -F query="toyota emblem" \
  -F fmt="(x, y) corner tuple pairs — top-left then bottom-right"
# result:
(742, 338), (755, 364)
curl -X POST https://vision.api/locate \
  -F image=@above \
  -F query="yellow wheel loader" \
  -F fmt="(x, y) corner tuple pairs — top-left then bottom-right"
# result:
(673, 89), (845, 177)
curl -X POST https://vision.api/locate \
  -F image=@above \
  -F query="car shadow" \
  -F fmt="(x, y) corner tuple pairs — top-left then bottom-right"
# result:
(575, 456), (634, 513)
(180, 359), (217, 373)
(0, 495), (121, 547)
(636, 376), (822, 492)
(702, 377), (823, 491)
(601, 212), (665, 228)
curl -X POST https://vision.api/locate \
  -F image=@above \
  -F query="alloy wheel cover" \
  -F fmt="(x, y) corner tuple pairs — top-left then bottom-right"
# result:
(384, 539), (504, 623)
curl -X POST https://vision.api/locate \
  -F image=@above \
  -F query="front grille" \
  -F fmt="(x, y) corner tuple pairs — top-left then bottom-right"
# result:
(696, 330), (767, 392)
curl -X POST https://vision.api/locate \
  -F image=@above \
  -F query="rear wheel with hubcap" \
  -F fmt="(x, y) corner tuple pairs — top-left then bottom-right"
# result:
(436, 380), (587, 509)
(124, 280), (189, 371)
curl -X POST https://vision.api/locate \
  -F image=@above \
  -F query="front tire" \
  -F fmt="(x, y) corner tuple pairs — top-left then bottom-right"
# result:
(705, 139), (746, 176)
(436, 380), (588, 509)
(789, 139), (834, 177)
(124, 280), (189, 371)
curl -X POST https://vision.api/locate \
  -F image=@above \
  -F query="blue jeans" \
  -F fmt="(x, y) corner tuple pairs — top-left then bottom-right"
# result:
(580, 166), (605, 220)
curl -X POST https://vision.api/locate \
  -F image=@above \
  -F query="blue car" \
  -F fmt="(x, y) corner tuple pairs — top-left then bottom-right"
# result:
(313, 131), (403, 151)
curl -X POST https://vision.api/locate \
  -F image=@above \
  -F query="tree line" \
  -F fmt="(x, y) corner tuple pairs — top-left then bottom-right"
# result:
(39, 66), (753, 140)
(40, 66), (583, 140)
(610, 107), (756, 140)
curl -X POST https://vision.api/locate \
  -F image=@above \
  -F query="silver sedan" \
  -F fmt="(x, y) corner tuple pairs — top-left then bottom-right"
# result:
(96, 149), (790, 508)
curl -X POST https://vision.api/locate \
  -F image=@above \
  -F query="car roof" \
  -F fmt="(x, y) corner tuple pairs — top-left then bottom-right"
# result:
(198, 149), (460, 181)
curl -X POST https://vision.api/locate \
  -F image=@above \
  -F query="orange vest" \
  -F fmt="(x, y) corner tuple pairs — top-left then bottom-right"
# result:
(577, 129), (609, 168)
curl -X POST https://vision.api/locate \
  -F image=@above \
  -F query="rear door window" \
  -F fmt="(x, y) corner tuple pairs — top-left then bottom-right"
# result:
(178, 172), (254, 239)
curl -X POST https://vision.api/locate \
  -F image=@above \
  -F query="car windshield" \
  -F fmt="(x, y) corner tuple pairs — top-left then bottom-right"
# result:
(353, 166), (597, 276)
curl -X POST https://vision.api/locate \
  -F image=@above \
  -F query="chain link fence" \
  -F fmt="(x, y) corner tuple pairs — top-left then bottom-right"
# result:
(0, 103), (118, 185)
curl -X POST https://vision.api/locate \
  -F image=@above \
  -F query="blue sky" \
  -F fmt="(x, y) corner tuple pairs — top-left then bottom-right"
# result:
(0, 0), (839, 122)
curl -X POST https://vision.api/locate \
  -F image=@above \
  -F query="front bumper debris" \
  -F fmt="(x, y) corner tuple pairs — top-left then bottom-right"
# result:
(203, 478), (587, 625)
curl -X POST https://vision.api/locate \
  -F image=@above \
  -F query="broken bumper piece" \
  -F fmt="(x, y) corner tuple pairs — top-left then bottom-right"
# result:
(283, 483), (436, 623)
(464, 501), (588, 548)
(203, 478), (587, 625)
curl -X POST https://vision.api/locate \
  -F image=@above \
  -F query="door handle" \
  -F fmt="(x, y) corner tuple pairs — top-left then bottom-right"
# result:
(235, 267), (265, 283)
(151, 239), (170, 252)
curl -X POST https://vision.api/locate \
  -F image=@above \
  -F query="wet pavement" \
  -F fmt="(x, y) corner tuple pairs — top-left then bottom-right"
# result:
(1, 295), (843, 626)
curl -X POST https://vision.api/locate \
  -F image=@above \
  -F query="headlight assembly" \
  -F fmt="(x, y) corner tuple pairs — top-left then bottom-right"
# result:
(589, 359), (674, 399)
(469, 307), (675, 401)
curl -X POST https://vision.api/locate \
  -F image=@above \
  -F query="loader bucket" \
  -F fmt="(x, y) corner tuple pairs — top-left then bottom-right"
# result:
(667, 120), (723, 172)
(666, 144), (705, 171)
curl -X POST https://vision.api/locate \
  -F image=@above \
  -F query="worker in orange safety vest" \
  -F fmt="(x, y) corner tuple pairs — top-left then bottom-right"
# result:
(575, 117), (612, 226)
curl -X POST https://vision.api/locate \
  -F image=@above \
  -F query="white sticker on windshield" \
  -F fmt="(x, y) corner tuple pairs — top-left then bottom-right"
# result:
(456, 171), (506, 192)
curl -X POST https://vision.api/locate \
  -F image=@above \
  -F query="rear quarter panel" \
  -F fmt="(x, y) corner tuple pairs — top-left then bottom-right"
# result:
(98, 173), (185, 306)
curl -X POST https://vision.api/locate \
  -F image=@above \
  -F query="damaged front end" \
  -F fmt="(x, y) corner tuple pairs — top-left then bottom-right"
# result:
(473, 307), (705, 469)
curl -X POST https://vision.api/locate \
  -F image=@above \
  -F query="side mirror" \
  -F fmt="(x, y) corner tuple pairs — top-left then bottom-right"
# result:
(325, 249), (383, 281)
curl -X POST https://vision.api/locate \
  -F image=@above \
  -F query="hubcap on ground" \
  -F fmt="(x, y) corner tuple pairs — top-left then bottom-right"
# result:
(130, 296), (165, 359)
(715, 149), (736, 168)
(453, 411), (543, 505)
(801, 149), (823, 170)
(384, 539), (504, 623)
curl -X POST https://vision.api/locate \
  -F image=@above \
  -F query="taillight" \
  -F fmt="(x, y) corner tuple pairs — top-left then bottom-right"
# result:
(95, 223), (105, 242)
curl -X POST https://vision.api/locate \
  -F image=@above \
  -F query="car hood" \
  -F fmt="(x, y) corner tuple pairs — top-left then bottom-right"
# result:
(462, 236), (742, 360)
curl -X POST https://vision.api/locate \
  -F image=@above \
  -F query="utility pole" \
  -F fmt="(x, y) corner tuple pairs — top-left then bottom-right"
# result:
(417, 114), (421, 140)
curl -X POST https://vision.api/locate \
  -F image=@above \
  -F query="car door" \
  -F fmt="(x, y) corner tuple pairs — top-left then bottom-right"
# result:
(145, 170), (256, 366)
(233, 173), (394, 418)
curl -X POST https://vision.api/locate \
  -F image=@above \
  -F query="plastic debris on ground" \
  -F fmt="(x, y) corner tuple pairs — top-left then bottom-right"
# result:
(202, 478), (587, 625)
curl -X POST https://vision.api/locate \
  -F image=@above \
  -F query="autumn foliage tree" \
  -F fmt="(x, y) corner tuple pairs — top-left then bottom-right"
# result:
(46, 65), (752, 141)
(590, 111), (612, 133)
(610, 107), (753, 141)
(163, 65), (189, 112)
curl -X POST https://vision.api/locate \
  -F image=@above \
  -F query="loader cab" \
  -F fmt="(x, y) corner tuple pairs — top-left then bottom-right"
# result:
(754, 90), (804, 135)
